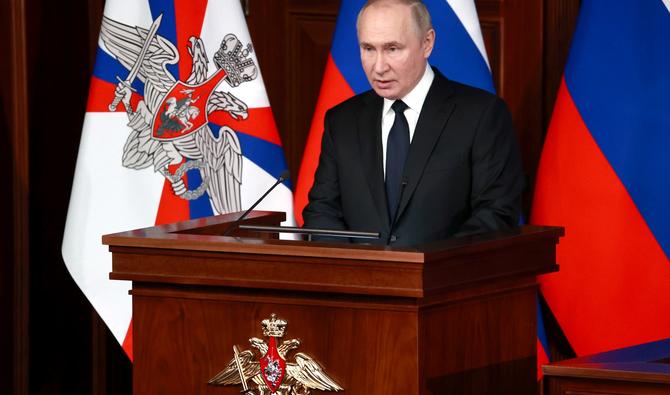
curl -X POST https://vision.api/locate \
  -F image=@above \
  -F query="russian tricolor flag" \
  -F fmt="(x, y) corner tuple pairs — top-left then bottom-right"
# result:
(532, 0), (670, 357)
(294, 0), (494, 224)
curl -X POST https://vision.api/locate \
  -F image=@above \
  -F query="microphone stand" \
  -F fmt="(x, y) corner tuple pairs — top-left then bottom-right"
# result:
(222, 170), (290, 237)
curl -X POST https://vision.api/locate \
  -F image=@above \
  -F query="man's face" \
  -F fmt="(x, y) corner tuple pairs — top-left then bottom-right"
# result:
(358, 3), (434, 100)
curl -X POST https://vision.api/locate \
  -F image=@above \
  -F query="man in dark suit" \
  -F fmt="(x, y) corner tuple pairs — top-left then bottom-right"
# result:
(303, 0), (524, 247)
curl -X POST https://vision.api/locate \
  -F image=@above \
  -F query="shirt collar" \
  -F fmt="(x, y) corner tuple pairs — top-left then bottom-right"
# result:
(383, 63), (435, 116)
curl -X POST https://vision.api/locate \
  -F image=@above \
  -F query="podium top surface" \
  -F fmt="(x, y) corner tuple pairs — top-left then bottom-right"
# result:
(543, 339), (670, 384)
(103, 211), (563, 298)
(103, 211), (563, 263)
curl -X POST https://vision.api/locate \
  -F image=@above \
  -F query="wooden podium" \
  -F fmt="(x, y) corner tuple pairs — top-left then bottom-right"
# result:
(103, 211), (562, 394)
(543, 339), (670, 394)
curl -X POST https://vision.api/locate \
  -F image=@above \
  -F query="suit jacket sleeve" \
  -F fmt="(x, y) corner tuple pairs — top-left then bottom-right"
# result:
(455, 97), (524, 236)
(302, 110), (349, 233)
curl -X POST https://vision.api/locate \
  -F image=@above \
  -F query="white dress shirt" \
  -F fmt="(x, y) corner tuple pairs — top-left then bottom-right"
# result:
(381, 64), (435, 177)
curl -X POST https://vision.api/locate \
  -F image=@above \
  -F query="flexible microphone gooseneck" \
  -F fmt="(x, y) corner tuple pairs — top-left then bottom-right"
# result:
(387, 179), (408, 244)
(222, 170), (290, 237)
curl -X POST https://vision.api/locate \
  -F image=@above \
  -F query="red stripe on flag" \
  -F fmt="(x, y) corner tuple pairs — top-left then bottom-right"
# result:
(122, 320), (133, 362)
(536, 338), (549, 381)
(209, 107), (282, 146)
(294, 55), (356, 225)
(155, 162), (191, 225)
(174, 0), (208, 80)
(86, 77), (142, 113)
(532, 79), (670, 356)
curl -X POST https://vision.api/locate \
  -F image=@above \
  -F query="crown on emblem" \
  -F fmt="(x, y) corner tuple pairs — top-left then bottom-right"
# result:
(261, 314), (287, 338)
(214, 33), (258, 87)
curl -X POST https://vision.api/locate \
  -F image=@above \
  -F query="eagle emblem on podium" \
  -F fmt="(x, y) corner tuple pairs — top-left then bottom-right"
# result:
(208, 314), (343, 394)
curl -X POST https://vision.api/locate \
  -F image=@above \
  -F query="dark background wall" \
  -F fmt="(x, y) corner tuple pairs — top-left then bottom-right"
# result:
(0, 0), (580, 393)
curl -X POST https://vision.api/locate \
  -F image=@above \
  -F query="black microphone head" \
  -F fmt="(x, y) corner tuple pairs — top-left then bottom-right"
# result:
(279, 170), (290, 181)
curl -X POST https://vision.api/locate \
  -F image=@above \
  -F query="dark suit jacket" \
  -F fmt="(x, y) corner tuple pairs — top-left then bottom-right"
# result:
(303, 69), (524, 247)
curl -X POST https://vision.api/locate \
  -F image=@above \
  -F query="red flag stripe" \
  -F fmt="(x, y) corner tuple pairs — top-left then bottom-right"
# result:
(294, 55), (355, 225)
(209, 107), (282, 146)
(155, 166), (191, 226)
(174, 0), (208, 81)
(536, 338), (549, 381)
(533, 79), (670, 355)
(122, 319), (133, 361)
(86, 76), (142, 113)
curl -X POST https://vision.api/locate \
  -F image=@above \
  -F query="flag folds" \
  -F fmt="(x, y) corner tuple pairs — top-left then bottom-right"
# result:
(532, 0), (670, 356)
(293, 0), (493, 225)
(62, 0), (292, 357)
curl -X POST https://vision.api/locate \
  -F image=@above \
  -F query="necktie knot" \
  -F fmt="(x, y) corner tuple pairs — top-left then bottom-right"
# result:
(392, 100), (408, 114)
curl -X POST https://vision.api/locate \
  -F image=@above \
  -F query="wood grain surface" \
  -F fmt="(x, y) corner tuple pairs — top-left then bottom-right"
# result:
(106, 211), (562, 394)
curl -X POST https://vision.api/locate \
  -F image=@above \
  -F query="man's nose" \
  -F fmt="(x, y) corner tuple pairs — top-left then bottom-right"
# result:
(373, 53), (389, 74)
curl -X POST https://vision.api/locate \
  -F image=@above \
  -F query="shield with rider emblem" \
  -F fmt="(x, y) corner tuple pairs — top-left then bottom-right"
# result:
(151, 69), (228, 141)
(259, 336), (287, 392)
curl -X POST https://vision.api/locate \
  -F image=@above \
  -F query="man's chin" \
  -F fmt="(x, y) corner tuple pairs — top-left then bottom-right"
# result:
(372, 85), (401, 100)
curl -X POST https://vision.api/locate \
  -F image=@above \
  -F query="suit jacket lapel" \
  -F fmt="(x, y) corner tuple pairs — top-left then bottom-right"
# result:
(396, 73), (456, 221)
(357, 93), (391, 231)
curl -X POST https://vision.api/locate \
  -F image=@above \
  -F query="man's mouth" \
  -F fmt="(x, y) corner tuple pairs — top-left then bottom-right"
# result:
(375, 79), (394, 88)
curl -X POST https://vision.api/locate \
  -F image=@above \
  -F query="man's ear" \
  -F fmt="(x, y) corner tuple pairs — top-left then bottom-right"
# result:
(423, 29), (435, 58)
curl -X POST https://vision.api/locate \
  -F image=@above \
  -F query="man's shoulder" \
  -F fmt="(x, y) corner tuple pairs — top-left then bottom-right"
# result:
(326, 89), (379, 119)
(432, 71), (506, 112)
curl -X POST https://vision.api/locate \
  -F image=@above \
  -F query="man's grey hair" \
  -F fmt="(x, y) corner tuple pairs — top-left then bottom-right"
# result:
(356, 0), (433, 37)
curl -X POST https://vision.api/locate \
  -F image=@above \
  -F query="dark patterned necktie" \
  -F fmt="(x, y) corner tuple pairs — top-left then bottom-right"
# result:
(385, 100), (410, 222)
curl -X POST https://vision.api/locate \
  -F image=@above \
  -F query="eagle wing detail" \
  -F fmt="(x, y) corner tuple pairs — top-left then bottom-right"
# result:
(195, 125), (242, 214)
(286, 352), (343, 392)
(208, 349), (260, 386)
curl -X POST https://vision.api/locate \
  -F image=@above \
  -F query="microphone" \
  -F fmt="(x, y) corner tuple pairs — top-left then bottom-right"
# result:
(388, 179), (408, 244)
(222, 170), (290, 237)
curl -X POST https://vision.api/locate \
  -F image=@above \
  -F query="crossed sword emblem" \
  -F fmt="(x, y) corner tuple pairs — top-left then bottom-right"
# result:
(233, 345), (255, 395)
(109, 14), (164, 112)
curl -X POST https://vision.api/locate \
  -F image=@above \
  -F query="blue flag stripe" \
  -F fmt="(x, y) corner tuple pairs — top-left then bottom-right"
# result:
(237, 133), (292, 189)
(208, 122), (291, 189)
(565, 0), (670, 258)
(186, 165), (215, 218)
(93, 47), (146, 94)
(424, 0), (494, 93)
(537, 294), (550, 354)
(148, 0), (179, 80)
(330, 0), (370, 94)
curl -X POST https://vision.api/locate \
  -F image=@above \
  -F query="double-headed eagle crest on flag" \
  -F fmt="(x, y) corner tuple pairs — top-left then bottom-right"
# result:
(100, 14), (256, 214)
(209, 314), (343, 395)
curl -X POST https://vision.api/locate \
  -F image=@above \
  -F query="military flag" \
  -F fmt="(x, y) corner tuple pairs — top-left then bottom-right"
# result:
(62, 0), (293, 358)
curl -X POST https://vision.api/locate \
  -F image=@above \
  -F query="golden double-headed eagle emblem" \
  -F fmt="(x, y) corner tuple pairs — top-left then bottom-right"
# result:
(208, 314), (343, 394)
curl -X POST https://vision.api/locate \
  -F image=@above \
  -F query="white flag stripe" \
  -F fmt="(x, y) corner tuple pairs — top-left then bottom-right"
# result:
(201, 0), (271, 108)
(240, 158), (295, 223)
(445, 0), (491, 69)
(98, 0), (153, 60)
(62, 113), (163, 343)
